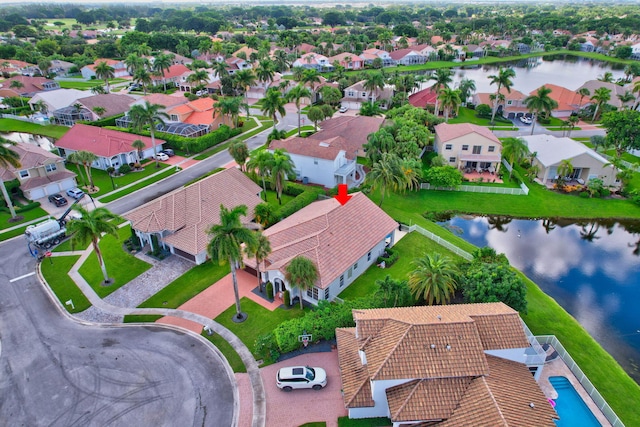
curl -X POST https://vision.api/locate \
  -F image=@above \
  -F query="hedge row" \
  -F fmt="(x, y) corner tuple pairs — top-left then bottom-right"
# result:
(276, 185), (324, 220)
(376, 247), (399, 267)
(78, 113), (124, 128)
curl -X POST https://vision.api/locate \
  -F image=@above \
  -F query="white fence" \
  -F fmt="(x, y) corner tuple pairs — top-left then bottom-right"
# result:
(536, 335), (625, 427)
(420, 182), (528, 195)
(404, 224), (473, 261)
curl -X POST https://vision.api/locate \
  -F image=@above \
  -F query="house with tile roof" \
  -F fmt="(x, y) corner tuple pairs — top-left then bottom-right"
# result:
(222, 57), (252, 75)
(528, 84), (584, 118)
(52, 93), (135, 126)
(336, 303), (555, 425)
(575, 80), (633, 111)
(150, 64), (193, 88)
(434, 123), (502, 174)
(408, 86), (438, 109)
(28, 89), (93, 117)
(0, 141), (77, 201)
(55, 124), (165, 170)
(521, 134), (620, 187)
(342, 80), (394, 111)
(125, 168), (263, 264)
(80, 58), (129, 79)
(292, 53), (333, 72)
(388, 48), (428, 66)
(165, 97), (224, 130)
(0, 76), (59, 98)
(327, 52), (365, 70)
(268, 116), (383, 188)
(472, 87), (528, 120)
(360, 49), (395, 67)
(245, 193), (398, 305)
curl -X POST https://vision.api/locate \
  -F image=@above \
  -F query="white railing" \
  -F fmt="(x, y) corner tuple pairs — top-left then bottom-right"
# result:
(420, 182), (528, 195)
(405, 224), (473, 261)
(536, 335), (625, 427)
(602, 153), (640, 172)
(520, 320), (546, 365)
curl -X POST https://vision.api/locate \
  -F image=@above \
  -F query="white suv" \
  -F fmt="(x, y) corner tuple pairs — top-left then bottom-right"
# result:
(276, 366), (327, 391)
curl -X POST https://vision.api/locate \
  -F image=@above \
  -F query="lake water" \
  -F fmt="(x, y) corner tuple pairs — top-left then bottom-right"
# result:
(418, 55), (628, 94)
(439, 216), (640, 383)
(1, 132), (56, 152)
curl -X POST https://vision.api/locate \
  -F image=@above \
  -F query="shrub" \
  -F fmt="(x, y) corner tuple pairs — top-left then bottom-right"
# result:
(600, 188), (611, 197)
(283, 289), (291, 307)
(475, 104), (492, 118)
(16, 201), (41, 213)
(276, 188), (323, 220)
(106, 166), (115, 176)
(377, 247), (399, 267)
(266, 281), (274, 299)
(461, 263), (527, 313)
(118, 164), (131, 174)
(254, 332), (280, 363)
(579, 191), (590, 198)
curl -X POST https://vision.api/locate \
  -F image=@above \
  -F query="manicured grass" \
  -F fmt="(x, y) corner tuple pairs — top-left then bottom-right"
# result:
(98, 167), (179, 203)
(214, 298), (306, 363)
(262, 189), (295, 209)
(448, 107), (517, 129)
(193, 119), (267, 161)
(52, 237), (76, 253)
(66, 162), (170, 198)
(77, 225), (151, 297)
(0, 225), (33, 242)
(40, 255), (91, 313)
(202, 332), (246, 373)
(0, 206), (49, 231)
(0, 118), (69, 139)
(124, 261), (231, 323)
(299, 423), (326, 427)
(58, 78), (127, 90)
(285, 125), (316, 138)
(338, 232), (464, 300)
(337, 417), (391, 427)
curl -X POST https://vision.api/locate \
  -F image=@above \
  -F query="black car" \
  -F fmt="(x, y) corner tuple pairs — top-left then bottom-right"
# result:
(48, 193), (68, 207)
(162, 148), (175, 157)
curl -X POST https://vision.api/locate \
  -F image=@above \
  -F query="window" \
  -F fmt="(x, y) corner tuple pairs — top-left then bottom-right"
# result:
(449, 157), (456, 163)
(324, 287), (330, 300)
(473, 146), (482, 154)
(445, 144), (452, 150)
(170, 114), (179, 121)
(348, 267), (353, 279)
(347, 91), (355, 97)
(340, 275), (344, 287)
(354, 261), (358, 270)
(507, 100), (513, 105)
(314, 158), (318, 165)
(367, 252), (371, 262)
(361, 92), (367, 97)
(19, 170), (29, 178)
(488, 146), (495, 152)
(306, 287), (319, 300)
(45, 163), (57, 172)
(462, 145), (469, 151)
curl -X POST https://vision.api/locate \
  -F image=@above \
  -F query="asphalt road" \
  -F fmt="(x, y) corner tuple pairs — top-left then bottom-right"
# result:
(0, 237), (235, 426)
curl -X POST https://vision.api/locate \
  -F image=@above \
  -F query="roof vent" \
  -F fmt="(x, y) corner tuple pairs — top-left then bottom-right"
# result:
(437, 315), (442, 321)
(319, 142), (330, 147)
(529, 402), (535, 409)
(445, 344), (451, 351)
(430, 344), (436, 349)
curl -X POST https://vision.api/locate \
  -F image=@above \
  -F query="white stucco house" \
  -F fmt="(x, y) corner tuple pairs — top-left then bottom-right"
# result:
(433, 123), (502, 174)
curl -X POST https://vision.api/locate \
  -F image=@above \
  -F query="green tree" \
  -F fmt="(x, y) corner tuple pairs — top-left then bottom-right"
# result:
(0, 137), (21, 218)
(590, 87), (612, 122)
(307, 106), (324, 131)
(501, 137), (529, 177)
(524, 85), (558, 135)
(601, 110), (640, 158)
(365, 152), (409, 207)
(556, 159), (574, 187)
(488, 67), (516, 123)
(233, 69), (256, 100)
(228, 141), (250, 172)
(67, 205), (121, 285)
(363, 71), (386, 107)
(408, 253), (460, 305)
(255, 59), (276, 90)
(374, 275), (413, 308)
(260, 88), (286, 131)
(247, 150), (275, 200)
(133, 68), (152, 95)
(437, 87), (461, 122)
(287, 84), (312, 136)
(270, 149), (295, 205)
(461, 262), (527, 313)
(284, 255), (318, 309)
(152, 53), (174, 91)
(131, 139), (146, 161)
(94, 61), (115, 93)
(68, 150), (98, 191)
(424, 165), (463, 188)
(458, 78), (476, 105)
(253, 203), (277, 228)
(576, 87), (590, 111)
(207, 204), (257, 321)
(9, 81), (24, 106)
(245, 231), (272, 292)
(128, 101), (169, 168)
(187, 69), (209, 92)
(429, 68), (453, 115)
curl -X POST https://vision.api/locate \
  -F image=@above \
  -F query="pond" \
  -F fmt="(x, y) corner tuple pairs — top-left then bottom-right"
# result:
(439, 215), (640, 384)
(1, 132), (56, 152)
(417, 55), (628, 94)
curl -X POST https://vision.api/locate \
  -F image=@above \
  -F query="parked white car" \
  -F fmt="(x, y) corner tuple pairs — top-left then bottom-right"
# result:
(519, 115), (532, 124)
(276, 366), (327, 391)
(155, 152), (169, 161)
(339, 106), (348, 113)
(65, 187), (84, 199)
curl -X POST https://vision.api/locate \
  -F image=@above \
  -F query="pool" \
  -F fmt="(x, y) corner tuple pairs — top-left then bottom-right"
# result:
(549, 376), (602, 427)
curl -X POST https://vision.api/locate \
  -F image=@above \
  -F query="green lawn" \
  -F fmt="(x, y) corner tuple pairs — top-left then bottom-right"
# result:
(193, 118), (267, 161)
(0, 206), (49, 231)
(40, 255), (91, 313)
(124, 261), (231, 323)
(285, 125), (316, 138)
(58, 78), (127, 90)
(448, 107), (517, 129)
(66, 162), (170, 198)
(98, 166), (179, 203)
(0, 118), (69, 139)
(203, 331), (247, 373)
(338, 417), (391, 427)
(262, 189), (295, 209)
(77, 225), (151, 297)
(52, 237), (75, 253)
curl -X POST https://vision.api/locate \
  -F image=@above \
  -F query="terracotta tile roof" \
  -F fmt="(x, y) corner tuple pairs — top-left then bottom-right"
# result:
(315, 116), (383, 149)
(258, 193), (397, 289)
(409, 87), (438, 108)
(78, 93), (135, 117)
(154, 64), (191, 80)
(55, 124), (165, 158)
(269, 136), (348, 161)
(184, 110), (214, 126)
(1, 141), (61, 170)
(335, 328), (375, 409)
(20, 170), (76, 191)
(388, 48), (424, 60)
(0, 76), (57, 95)
(124, 168), (262, 257)
(138, 94), (187, 108)
(434, 123), (501, 145)
(328, 52), (364, 63)
(188, 97), (215, 111)
(171, 104), (193, 115)
(531, 83), (582, 111)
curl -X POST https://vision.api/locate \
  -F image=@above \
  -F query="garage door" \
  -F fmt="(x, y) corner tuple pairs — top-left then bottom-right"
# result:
(45, 183), (60, 195)
(29, 188), (45, 200)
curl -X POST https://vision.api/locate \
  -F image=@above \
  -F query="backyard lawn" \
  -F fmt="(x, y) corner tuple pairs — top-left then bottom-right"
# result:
(448, 107), (517, 129)
(0, 118), (69, 139)
(40, 255), (91, 313)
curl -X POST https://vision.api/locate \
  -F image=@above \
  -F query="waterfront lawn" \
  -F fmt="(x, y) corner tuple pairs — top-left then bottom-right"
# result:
(0, 118), (69, 139)
(40, 255), (91, 313)
(58, 78), (127, 90)
(78, 225), (151, 297)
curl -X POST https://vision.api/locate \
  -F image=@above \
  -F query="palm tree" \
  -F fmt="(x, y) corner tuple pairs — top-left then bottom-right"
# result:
(501, 137), (529, 178)
(133, 68), (152, 95)
(207, 204), (257, 321)
(284, 255), (318, 309)
(363, 71), (386, 107)
(488, 67), (516, 122)
(212, 60), (229, 80)
(247, 150), (275, 200)
(0, 137), (21, 218)
(365, 152), (408, 207)
(438, 87), (462, 122)
(245, 231), (272, 292)
(270, 149), (295, 205)
(576, 87), (591, 112)
(152, 53), (173, 91)
(429, 68), (453, 114)
(632, 79), (640, 111)
(287, 84), (312, 136)
(301, 68), (321, 102)
(68, 150), (98, 191)
(590, 87), (612, 122)
(408, 253), (459, 305)
(125, 53), (145, 75)
(260, 88), (286, 131)
(457, 78), (476, 105)
(9, 80), (24, 106)
(556, 159), (574, 186)
(617, 90), (635, 110)
(94, 61), (115, 93)
(131, 139), (146, 161)
(566, 115), (579, 137)
(233, 69), (256, 100)
(273, 49), (291, 73)
(292, 66), (305, 83)
(66, 205), (121, 285)
(90, 85), (106, 95)
(255, 59), (276, 90)
(597, 71), (614, 83)
(128, 101), (169, 168)
(523, 86), (558, 135)
(187, 69), (209, 93)
(228, 141), (250, 171)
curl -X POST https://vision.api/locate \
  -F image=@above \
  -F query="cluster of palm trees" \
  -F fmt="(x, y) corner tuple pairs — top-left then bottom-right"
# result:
(123, 44), (175, 94)
(246, 148), (295, 205)
(427, 69), (477, 122)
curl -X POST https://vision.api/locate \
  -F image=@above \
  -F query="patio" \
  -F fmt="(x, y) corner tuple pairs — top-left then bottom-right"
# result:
(463, 170), (503, 183)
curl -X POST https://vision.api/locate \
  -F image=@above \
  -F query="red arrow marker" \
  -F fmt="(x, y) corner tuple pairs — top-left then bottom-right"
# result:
(334, 183), (352, 206)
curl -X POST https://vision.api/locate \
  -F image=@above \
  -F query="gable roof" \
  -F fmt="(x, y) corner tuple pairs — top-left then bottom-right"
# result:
(29, 88), (93, 111)
(136, 93), (188, 109)
(153, 64), (191, 80)
(125, 168), (262, 256)
(78, 93), (135, 117)
(388, 48), (425, 60)
(55, 124), (165, 157)
(408, 86), (438, 108)
(0, 76), (57, 95)
(0, 141), (72, 182)
(521, 134), (610, 167)
(531, 83), (582, 111)
(269, 135), (347, 160)
(257, 193), (397, 289)
(434, 123), (501, 145)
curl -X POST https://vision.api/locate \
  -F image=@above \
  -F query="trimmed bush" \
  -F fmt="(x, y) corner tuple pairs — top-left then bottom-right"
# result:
(78, 113), (123, 128)
(377, 247), (399, 267)
(16, 201), (41, 213)
(118, 164), (131, 174)
(254, 332), (280, 364)
(283, 290), (290, 307)
(276, 187), (323, 220)
(579, 191), (590, 198)
(266, 281), (274, 299)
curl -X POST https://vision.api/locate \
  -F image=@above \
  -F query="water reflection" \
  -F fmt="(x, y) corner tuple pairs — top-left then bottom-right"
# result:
(1, 132), (56, 151)
(440, 216), (640, 382)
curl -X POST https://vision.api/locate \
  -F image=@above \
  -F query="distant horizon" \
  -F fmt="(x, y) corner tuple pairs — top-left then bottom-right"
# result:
(4, 0), (631, 5)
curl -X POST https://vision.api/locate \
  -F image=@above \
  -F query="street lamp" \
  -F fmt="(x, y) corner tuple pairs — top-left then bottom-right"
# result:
(109, 173), (115, 191)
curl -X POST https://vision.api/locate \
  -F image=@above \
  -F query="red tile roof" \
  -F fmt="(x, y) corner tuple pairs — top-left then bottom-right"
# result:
(408, 86), (438, 108)
(55, 124), (165, 157)
(434, 123), (501, 145)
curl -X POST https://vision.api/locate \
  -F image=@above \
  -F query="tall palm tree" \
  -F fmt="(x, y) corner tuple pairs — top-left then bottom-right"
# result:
(94, 61), (115, 93)
(365, 152), (408, 207)
(233, 69), (256, 100)
(128, 101), (169, 168)
(429, 68), (453, 114)
(152, 53), (173, 91)
(617, 90), (635, 110)
(597, 72), (614, 83)
(363, 71), (386, 107)
(131, 139), (146, 161)
(566, 115), (580, 137)
(273, 50), (291, 73)
(187, 69), (209, 93)
(68, 150), (98, 191)
(576, 87), (591, 112)
(260, 88), (286, 131)
(590, 87), (612, 122)
(133, 68), (152, 95)
(125, 53), (145, 75)
(270, 149), (295, 205)
(284, 255), (318, 309)
(66, 205), (121, 285)
(457, 78), (476, 105)
(488, 67), (516, 122)
(301, 68), (321, 102)
(247, 150), (275, 200)
(287, 84), (312, 136)
(408, 253), (460, 305)
(245, 231), (272, 292)
(523, 85), (558, 135)
(438, 87), (462, 122)
(207, 204), (257, 321)
(501, 137), (529, 177)
(212, 60), (229, 80)
(0, 137), (21, 218)
(255, 59), (276, 90)
(556, 159), (574, 185)
(228, 141), (250, 171)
